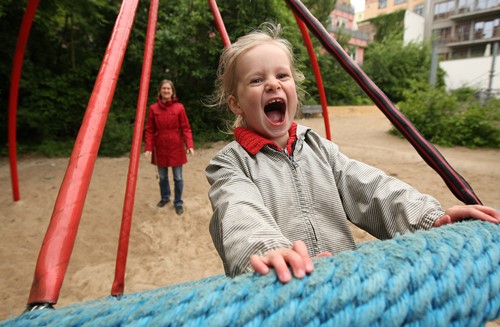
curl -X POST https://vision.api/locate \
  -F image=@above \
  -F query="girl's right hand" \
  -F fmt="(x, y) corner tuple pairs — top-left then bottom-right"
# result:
(250, 240), (331, 283)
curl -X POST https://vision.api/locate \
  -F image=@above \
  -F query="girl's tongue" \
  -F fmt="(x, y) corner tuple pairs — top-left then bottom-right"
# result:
(264, 101), (285, 123)
(266, 109), (284, 123)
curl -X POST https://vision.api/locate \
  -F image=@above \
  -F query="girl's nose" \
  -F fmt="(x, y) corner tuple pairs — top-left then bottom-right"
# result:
(266, 78), (281, 92)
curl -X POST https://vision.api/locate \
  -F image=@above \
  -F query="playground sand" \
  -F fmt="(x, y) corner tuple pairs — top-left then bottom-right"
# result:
(1, 106), (499, 324)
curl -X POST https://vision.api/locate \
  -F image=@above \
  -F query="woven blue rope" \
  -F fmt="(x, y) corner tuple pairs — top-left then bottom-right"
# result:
(2, 220), (498, 326)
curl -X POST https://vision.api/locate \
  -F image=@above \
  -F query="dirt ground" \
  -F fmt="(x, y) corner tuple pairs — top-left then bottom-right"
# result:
(1, 106), (498, 324)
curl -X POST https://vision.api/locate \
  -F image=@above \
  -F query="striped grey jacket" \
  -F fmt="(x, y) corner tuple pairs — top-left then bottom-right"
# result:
(205, 124), (445, 277)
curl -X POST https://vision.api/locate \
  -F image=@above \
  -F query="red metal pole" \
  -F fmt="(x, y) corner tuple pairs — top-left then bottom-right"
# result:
(8, 0), (41, 201)
(27, 0), (140, 307)
(111, 0), (159, 297)
(294, 14), (332, 140)
(208, 0), (231, 48)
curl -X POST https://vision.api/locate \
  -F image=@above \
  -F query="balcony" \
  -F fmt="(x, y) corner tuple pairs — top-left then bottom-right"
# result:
(446, 33), (500, 47)
(449, 4), (500, 20)
(329, 27), (371, 42)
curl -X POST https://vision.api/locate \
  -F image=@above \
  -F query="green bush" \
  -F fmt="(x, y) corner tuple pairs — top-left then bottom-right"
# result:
(394, 85), (500, 148)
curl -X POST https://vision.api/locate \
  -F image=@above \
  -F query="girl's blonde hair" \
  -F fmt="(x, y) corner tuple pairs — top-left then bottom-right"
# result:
(209, 22), (305, 130)
(157, 79), (176, 99)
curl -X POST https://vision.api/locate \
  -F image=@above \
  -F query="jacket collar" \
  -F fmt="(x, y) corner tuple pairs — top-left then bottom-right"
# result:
(234, 122), (297, 155)
(157, 97), (178, 109)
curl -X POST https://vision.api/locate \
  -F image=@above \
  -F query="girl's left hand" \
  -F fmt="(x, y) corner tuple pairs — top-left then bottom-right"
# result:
(433, 205), (500, 227)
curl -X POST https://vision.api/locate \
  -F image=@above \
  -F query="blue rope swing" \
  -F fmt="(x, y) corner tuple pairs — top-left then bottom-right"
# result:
(2, 220), (498, 326)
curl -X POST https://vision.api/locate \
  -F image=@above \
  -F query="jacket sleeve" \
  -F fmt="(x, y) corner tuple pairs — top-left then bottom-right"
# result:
(144, 106), (156, 152)
(178, 104), (194, 149)
(206, 149), (292, 277)
(325, 139), (445, 239)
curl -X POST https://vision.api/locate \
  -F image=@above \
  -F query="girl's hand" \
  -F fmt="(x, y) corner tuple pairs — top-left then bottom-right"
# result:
(250, 240), (331, 283)
(433, 205), (500, 227)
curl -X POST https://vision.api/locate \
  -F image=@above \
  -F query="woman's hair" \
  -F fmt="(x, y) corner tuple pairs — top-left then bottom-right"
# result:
(209, 22), (305, 130)
(157, 79), (176, 99)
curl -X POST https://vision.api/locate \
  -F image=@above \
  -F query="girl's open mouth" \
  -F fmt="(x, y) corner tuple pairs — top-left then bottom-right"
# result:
(264, 99), (286, 124)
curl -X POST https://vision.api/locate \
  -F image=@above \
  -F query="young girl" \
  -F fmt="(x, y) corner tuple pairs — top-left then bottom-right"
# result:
(205, 23), (499, 283)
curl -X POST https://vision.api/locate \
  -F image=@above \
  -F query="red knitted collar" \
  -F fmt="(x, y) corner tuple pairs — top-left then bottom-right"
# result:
(234, 122), (297, 155)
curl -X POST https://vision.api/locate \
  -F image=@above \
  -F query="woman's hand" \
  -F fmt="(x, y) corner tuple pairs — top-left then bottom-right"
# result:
(187, 148), (195, 155)
(250, 240), (332, 283)
(144, 151), (152, 160)
(433, 204), (500, 227)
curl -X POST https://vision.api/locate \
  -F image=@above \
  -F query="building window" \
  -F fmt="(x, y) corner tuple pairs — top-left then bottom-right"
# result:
(455, 22), (471, 41)
(470, 46), (486, 57)
(336, 18), (348, 28)
(474, 0), (498, 10)
(476, 0), (487, 10)
(474, 21), (485, 39)
(451, 49), (468, 59)
(473, 19), (498, 39)
(394, 0), (407, 4)
(379, 0), (387, 8)
(457, 0), (473, 13)
(433, 0), (455, 20)
(435, 27), (452, 44)
(413, 4), (424, 15)
(483, 18), (500, 38)
(348, 45), (357, 61)
(494, 19), (500, 37)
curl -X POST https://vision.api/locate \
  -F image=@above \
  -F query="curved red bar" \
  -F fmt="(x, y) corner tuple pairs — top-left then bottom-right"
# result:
(8, 0), (41, 201)
(208, 0), (231, 48)
(294, 14), (332, 140)
(28, 0), (141, 306)
(111, 0), (159, 297)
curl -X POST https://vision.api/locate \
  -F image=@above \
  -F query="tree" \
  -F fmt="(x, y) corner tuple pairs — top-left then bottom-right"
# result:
(362, 32), (445, 104)
(1, 0), (120, 156)
(360, 10), (445, 104)
(1, 0), (339, 156)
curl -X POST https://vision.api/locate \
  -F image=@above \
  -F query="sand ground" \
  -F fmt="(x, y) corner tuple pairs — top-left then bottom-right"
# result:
(1, 106), (498, 323)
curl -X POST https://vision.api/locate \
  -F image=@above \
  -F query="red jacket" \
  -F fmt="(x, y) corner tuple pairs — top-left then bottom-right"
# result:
(144, 97), (194, 167)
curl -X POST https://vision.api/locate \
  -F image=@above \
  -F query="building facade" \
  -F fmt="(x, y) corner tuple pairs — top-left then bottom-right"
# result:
(328, 1), (370, 64)
(428, 0), (500, 60)
(364, 0), (426, 20)
(358, 0), (499, 94)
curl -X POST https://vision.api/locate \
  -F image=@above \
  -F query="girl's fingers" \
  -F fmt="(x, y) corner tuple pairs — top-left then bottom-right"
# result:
(291, 240), (314, 274)
(250, 255), (270, 275)
(267, 251), (292, 283)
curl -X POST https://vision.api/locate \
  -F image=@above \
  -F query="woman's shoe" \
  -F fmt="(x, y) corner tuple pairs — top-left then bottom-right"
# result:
(157, 199), (170, 207)
(175, 206), (184, 215)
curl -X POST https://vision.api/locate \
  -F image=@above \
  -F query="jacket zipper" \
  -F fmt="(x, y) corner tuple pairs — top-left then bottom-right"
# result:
(283, 145), (318, 248)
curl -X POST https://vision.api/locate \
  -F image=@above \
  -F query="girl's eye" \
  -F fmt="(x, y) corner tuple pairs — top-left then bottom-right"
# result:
(250, 78), (263, 84)
(277, 73), (289, 80)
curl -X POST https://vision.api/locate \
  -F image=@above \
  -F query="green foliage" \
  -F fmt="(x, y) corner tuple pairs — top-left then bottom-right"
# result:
(99, 111), (134, 157)
(364, 10), (405, 42)
(306, 51), (370, 105)
(362, 10), (445, 105)
(0, 0), (317, 159)
(3, 0), (496, 159)
(363, 32), (445, 103)
(395, 84), (500, 148)
(296, 14), (371, 106)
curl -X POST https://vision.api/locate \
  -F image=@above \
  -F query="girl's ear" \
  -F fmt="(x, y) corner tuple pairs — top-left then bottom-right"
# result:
(228, 95), (243, 115)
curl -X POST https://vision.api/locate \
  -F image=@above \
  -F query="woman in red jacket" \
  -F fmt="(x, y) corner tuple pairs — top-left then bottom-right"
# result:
(144, 79), (194, 215)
